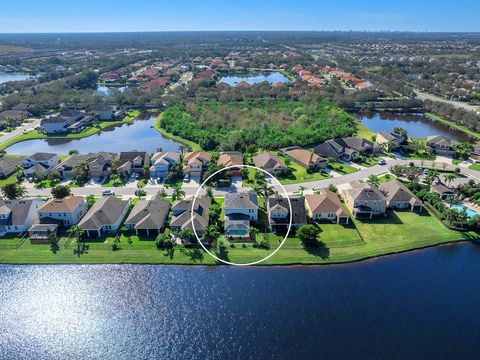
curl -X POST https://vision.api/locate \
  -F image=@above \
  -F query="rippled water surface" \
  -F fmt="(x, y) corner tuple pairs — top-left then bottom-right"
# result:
(0, 243), (479, 359)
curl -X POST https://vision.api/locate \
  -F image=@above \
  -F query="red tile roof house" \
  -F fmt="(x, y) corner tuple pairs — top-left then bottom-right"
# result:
(280, 146), (327, 170)
(217, 152), (243, 177)
(235, 81), (251, 88)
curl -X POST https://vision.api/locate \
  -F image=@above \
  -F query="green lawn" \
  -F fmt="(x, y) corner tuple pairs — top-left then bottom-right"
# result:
(426, 112), (480, 139)
(0, 209), (476, 265)
(277, 156), (331, 185)
(469, 163), (480, 172)
(329, 161), (358, 174)
(0, 174), (17, 187)
(355, 121), (376, 141)
(154, 113), (202, 151)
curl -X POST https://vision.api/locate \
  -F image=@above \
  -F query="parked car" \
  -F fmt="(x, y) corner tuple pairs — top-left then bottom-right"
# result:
(102, 190), (115, 196)
(378, 159), (386, 165)
(156, 178), (163, 184)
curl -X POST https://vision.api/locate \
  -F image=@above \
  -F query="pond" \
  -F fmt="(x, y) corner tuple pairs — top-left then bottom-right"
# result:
(0, 243), (479, 359)
(0, 73), (36, 84)
(96, 84), (128, 95)
(357, 112), (471, 142)
(5, 113), (180, 155)
(219, 71), (291, 86)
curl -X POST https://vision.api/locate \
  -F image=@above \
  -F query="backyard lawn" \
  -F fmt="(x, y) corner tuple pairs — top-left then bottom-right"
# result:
(0, 209), (476, 265)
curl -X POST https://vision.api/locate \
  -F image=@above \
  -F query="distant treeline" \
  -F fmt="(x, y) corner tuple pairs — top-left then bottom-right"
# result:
(424, 100), (480, 133)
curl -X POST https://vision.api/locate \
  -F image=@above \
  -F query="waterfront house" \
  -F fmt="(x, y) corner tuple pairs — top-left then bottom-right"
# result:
(183, 151), (211, 178)
(252, 153), (286, 175)
(224, 192), (258, 237)
(281, 146), (327, 170)
(0, 157), (24, 178)
(117, 152), (151, 177)
(379, 180), (423, 212)
(78, 196), (130, 237)
(37, 196), (87, 227)
(217, 152), (243, 177)
(28, 224), (59, 244)
(430, 182), (456, 200)
(150, 152), (180, 178)
(170, 196), (211, 243)
(53, 153), (96, 180)
(305, 190), (349, 224)
(124, 198), (170, 236)
(91, 105), (117, 120)
(426, 135), (454, 156)
(376, 131), (405, 151)
(23, 153), (59, 178)
(342, 181), (387, 219)
(267, 194), (307, 232)
(41, 110), (84, 134)
(314, 137), (380, 161)
(0, 199), (45, 235)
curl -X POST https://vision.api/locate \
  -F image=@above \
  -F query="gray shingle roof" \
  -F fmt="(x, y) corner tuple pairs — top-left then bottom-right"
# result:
(78, 196), (129, 230)
(224, 192), (258, 210)
(124, 199), (170, 230)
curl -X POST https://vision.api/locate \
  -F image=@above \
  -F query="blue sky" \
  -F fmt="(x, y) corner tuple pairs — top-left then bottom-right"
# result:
(1, 0), (479, 33)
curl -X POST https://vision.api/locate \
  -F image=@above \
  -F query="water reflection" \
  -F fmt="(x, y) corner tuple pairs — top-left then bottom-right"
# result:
(6, 114), (180, 155)
(357, 112), (471, 142)
(219, 72), (291, 86)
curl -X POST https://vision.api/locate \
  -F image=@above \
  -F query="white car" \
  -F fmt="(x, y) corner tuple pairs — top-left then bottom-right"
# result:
(102, 190), (115, 196)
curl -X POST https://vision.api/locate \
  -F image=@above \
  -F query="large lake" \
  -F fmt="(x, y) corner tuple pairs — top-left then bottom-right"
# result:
(0, 73), (36, 84)
(357, 112), (471, 142)
(0, 243), (479, 359)
(5, 114), (180, 155)
(96, 85), (128, 95)
(220, 71), (291, 86)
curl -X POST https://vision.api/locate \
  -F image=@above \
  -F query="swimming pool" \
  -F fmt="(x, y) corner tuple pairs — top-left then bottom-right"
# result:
(451, 204), (479, 218)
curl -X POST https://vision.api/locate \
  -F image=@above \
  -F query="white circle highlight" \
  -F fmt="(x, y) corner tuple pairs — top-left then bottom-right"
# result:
(190, 164), (293, 266)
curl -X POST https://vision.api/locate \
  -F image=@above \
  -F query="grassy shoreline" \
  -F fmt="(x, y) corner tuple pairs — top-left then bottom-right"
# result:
(0, 211), (476, 265)
(0, 110), (141, 152)
(426, 112), (480, 139)
(153, 113), (202, 151)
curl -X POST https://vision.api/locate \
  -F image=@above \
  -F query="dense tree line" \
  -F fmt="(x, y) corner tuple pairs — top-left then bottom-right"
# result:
(160, 99), (356, 151)
(424, 100), (480, 132)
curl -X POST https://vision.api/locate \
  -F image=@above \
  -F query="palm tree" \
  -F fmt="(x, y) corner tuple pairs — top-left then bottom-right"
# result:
(202, 225), (220, 244)
(444, 173), (457, 186)
(205, 186), (214, 200)
(172, 185), (185, 201)
(255, 181), (274, 203)
(366, 174), (380, 187)
(424, 169), (439, 186)
(67, 225), (84, 255)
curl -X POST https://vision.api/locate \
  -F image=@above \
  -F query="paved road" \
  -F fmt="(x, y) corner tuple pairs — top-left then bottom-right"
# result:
(414, 89), (478, 113)
(25, 159), (480, 199)
(0, 118), (42, 146)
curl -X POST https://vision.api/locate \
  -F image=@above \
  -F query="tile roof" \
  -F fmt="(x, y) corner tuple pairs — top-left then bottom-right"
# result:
(305, 190), (345, 215)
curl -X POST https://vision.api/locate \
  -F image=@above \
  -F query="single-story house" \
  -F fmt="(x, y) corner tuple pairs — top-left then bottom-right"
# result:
(124, 198), (170, 236)
(267, 195), (307, 232)
(0, 157), (24, 178)
(376, 131), (405, 150)
(305, 190), (349, 224)
(379, 180), (423, 212)
(252, 153), (286, 175)
(78, 196), (130, 237)
(430, 183), (456, 200)
(281, 146), (327, 170)
(217, 152), (243, 177)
